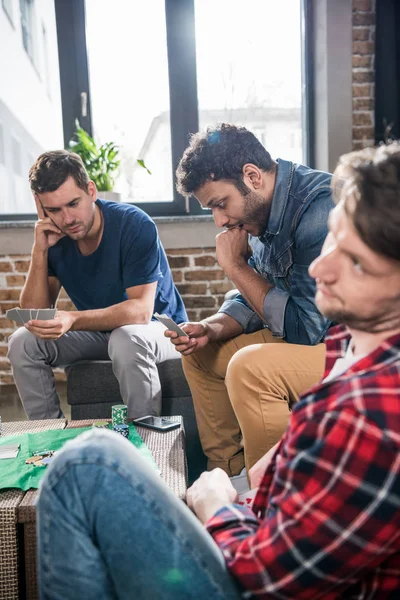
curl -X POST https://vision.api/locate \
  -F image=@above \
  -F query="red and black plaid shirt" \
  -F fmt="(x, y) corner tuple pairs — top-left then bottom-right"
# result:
(206, 325), (400, 598)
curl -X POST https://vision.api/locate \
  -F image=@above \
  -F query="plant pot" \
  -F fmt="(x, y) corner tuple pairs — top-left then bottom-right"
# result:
(98, 191), (121, 202)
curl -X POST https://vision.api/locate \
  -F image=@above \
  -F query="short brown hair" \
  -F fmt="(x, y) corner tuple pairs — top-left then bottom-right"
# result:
(29, 150), (90, 194)
(333, 142), (400, 261)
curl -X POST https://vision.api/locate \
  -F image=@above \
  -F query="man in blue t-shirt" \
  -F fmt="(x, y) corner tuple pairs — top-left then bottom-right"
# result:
(7, 150), (187, 420)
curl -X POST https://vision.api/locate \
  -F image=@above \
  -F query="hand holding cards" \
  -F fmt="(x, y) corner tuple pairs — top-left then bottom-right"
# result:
(154, 312), (187, 337)
(6, 307), (56, 325)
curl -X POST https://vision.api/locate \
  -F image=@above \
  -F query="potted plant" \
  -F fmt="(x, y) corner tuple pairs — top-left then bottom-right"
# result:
(68, 121), (121, 201)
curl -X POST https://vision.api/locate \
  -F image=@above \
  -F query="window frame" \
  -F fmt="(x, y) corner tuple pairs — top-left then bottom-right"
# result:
(5, 0), (311, 220)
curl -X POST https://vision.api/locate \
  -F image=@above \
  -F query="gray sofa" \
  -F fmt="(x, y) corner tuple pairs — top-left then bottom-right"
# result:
(65, 358), (207, 481)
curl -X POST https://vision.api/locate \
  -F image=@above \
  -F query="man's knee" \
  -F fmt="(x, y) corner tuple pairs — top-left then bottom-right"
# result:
(7, 327), (38, 365)
(108, 325), (150, 364)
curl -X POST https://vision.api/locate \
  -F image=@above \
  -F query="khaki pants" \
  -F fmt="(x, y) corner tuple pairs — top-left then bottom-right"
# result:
(182, 329), (325, 476)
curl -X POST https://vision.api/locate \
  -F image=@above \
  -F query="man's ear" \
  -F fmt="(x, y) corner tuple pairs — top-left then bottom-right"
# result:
(87, 180), (97, 201)
(242, 163), (262, 189)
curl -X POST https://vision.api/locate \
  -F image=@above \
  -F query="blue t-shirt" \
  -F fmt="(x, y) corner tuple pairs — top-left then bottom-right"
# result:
(48, 199), (187, 324)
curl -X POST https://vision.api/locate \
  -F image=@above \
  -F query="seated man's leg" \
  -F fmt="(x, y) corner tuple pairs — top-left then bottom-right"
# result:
(7, 328), (109, 420)
(108, 322), (180, 418)
(182, 330), (285, 476)
(226, 341), (326, 470)
(37, 430), (241, 600)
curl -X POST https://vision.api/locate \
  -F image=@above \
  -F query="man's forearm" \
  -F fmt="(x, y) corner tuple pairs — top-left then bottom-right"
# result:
(228, 263), (274, 322)
(202, 312), (244, 342)
(20, 249), (51, 308)
(69, 299), (152, 331)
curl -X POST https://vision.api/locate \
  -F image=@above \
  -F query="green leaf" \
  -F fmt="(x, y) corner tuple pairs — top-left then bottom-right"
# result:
(137, 159), (152, 175)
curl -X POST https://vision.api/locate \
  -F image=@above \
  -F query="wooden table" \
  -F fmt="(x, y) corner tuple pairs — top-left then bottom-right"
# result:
(0, 417), (187, 600)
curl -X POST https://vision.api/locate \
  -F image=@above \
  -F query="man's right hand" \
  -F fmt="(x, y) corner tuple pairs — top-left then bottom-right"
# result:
(164, 321), (210, 356)
(33, 195), (65, 252)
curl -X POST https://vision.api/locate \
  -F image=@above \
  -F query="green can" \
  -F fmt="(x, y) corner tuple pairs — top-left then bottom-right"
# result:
(112, 404), (127, 427)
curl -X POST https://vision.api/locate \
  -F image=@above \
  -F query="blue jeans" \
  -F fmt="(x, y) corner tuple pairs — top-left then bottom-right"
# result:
(37, 429), (242, 599)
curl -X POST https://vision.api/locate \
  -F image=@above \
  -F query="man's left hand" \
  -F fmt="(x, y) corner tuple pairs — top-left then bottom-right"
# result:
(186, 468), (238, 524)
(25, 311), (76, 339)
(216, 227), (252, 276)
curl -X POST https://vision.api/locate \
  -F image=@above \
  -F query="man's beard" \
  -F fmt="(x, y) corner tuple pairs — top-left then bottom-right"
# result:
(320, 302), (400, 334)
(242, 190), (270, 236)
(64, 211), (95, 240)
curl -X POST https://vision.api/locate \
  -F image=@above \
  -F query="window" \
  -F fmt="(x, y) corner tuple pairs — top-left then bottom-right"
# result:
(2, 0), (13, 25)
(11, 136), (22, 175)
(20, 0), (35, 62)
(41, 23), (50, 96)
(0, 124), (4, 165)
(195, 0), (303, 163)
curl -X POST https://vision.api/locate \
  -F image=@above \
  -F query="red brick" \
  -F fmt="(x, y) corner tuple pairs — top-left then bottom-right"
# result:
(176, 283), (208, 295)
(0, 261), (13, 272)
(184, 269), (225, 282)
(352, 41), (375, 55)
(14, 260), (31, 273)
(209, 281), (235, 295)
(352, 55), (372, 68)
(353, 70), (374, 83)
(0, 289), (21, 301)
(194, 255), (217, 267)
(352, 139), (374, 150)
(56, 300), (76, 311)
(166, 248), (205, 255)
(0, 374), (14, 384)
(168, 256), (190, 268)
(186, 310), (199, 322)
(352, 83), (372, 97)
(0, 318), (17, 329)
(353, 12), (375, 26)
(353, 0), (372, 10)
(172, 271), (183, 283)
(6, 275), (25, 287)
(0, 359), (10, 370)
(352, 126), (375, 140)
(199, 309), (217, 320)
(353, 112), (373, 126)
(353, 98), (374, 110)
(352, 27), (370, 42)
(182, 296), (216, 309)
(0, 302), (21, 314)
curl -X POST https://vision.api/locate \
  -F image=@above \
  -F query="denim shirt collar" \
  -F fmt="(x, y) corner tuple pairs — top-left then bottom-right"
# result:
(261, 158), (294, 238)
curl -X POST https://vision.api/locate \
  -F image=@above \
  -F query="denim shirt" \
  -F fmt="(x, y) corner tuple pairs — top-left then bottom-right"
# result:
(218, 158), (334, 345)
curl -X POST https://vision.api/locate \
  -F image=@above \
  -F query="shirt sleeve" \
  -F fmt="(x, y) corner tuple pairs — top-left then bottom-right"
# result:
(121, 218), (163, 290)
(206, 409), (400, 598)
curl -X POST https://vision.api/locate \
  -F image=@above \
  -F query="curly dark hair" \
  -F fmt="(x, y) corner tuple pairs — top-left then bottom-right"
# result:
(176, 123), (275, 196)
(29, 150), (89, 194)
(333, 142), (400, 261)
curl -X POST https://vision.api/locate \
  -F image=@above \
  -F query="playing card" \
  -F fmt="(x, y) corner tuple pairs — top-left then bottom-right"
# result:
(237, 488), (258, 509)
(153, 313), (187, 337)
(30, 309), (39, 320)
(37, 309), (57, 320)
(17, 309), (33, 324)
(6, 308), (24, 324)
(0, 444), (20, 459)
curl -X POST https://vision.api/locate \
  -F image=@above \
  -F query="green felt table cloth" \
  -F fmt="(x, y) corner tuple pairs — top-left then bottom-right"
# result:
(0, 424), (156, 491)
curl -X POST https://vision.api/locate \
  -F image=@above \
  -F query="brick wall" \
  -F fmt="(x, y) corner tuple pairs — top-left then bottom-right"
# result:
(0, 249), (234, 384)
(352, 0), (376, 149)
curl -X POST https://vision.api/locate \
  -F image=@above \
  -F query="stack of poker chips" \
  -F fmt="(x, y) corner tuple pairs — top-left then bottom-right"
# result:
(112, 404), (129, 438)
(113, 423), (129, 438)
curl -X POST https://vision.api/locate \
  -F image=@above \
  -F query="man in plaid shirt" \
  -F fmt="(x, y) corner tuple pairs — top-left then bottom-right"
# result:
(37, 143), (400, 599)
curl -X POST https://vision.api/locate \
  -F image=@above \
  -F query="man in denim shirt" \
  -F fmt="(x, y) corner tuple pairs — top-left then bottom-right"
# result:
(169, 124), (334, 477)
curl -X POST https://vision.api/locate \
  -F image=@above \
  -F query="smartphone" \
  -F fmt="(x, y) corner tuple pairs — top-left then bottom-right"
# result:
(132, 416), (181, 432)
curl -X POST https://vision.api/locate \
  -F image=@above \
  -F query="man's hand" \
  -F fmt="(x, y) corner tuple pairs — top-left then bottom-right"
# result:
(215, 227), (252, 277)
(25, 311), (76, 339)
(164, 321), (210, 356)
(186, 469), (238, 524)
(33, 195), (65, 252)
(249, 442), (279, 489)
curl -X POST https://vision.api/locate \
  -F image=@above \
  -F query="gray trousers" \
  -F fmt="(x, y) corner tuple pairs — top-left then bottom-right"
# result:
(7, 322), (180, 420)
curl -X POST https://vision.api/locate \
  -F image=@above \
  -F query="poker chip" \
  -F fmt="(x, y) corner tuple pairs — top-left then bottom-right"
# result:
(112, 404), (127, 428)
(92, 421), (109, 429)
(113, 424), (129, 438)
